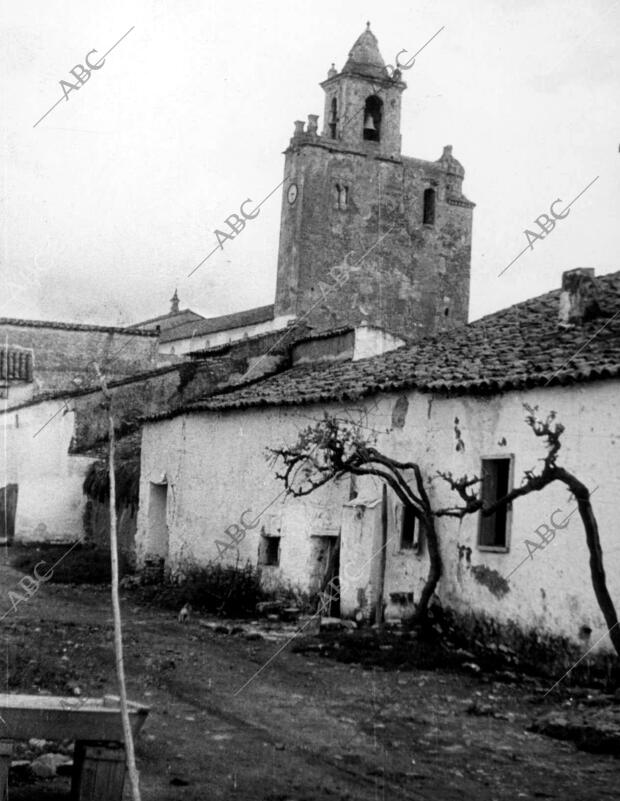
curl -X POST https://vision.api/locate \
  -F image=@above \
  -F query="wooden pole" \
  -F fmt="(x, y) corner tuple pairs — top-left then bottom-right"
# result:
(94, 364), (142, 801)
(375, 484), (388, 626)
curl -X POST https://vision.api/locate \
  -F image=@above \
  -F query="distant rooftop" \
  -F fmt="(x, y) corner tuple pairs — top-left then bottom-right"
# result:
(132, 308), (205, 333)
(144, 270), (620, 419)
(159, 304), (276, 344)
(0, 317), (157, 337)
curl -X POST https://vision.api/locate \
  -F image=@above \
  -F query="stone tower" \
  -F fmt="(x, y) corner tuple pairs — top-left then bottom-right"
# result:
(274, 24), (475, 339)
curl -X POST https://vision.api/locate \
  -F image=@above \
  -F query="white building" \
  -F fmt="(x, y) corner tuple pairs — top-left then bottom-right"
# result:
(136, 268), (620, 653)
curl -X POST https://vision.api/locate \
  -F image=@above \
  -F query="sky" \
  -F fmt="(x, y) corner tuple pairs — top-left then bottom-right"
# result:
(1, 0), (619, 327)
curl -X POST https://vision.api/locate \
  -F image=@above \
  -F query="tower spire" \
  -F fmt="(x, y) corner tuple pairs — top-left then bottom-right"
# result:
(170, 289), (180, 315)
(342, 23), (388, 79)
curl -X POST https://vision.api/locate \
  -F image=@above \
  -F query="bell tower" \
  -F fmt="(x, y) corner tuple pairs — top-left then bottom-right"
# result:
(274, 25), (475, 339)
(320, 23), (405, 158)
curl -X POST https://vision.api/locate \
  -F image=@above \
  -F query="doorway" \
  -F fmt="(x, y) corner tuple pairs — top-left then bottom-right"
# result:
(314, 534), (340, 617)
(147, 482), (169, 563)
(0, 484), (18, 544)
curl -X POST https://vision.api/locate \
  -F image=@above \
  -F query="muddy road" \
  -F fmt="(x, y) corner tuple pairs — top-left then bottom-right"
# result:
(0, 564), (618, 800)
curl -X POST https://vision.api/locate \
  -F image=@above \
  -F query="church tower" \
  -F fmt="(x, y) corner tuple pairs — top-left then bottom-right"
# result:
(274, 24), (475, 339)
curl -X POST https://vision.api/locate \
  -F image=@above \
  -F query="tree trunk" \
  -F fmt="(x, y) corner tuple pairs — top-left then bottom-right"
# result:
(562, 475), (620, 658)
(411, 513), (442, 624)
(375, 485), (388, 626)
(108, 413), (142, 801)
(94, 361), (142, 801)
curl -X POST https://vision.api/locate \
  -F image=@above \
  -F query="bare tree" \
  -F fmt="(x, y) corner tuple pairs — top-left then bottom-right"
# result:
(268, 406), (619, 659)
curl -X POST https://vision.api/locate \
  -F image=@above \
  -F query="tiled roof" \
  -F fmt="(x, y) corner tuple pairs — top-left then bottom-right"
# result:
(131, 308), (205, 333)
(159, 304), (275, 344)
(0, 317), (158, 336)
(176, 271), (620, 413)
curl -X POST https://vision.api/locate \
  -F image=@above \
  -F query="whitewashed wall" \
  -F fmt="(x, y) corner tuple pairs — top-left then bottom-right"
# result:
(159, 315), (295, 356)
(138, 378), (620, 650)
(352, 326), (405, 361)
(137, 407), (351, 586)
(0, 400), (93, 543)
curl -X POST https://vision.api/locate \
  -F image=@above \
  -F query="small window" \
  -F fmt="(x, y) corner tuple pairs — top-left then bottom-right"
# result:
(261, 536), (280, 566)
(329, 97), (337, 139)
(478, 458), (512, 549)
(400, 504), (417, 549)
(395, 503), (421, 551)
(423, 188), (436, 225)
(334, 183), (348, 210)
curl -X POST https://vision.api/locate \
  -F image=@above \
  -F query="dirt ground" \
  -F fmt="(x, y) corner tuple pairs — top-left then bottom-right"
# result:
(1, 561), (618, 800)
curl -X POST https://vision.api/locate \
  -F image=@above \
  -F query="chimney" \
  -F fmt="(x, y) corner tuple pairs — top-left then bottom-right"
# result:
(558, 268), (602, 326)
(307, 114), (319, 135)
(293, 120), (305, 138)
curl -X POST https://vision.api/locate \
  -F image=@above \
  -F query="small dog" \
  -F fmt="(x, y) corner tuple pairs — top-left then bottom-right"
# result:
(178, 603), (192, 624)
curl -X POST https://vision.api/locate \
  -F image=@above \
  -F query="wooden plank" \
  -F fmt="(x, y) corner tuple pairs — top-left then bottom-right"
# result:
(0, 740), (13, 801)
(72, 742), (126, 801)
(0, 695), (149, 741)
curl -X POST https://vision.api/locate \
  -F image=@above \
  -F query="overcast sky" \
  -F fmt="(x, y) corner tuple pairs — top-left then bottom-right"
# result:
(1, 0), (619, 327)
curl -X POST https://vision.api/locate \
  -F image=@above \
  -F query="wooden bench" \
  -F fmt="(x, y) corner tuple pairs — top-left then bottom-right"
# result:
(0, 693), (149, 800)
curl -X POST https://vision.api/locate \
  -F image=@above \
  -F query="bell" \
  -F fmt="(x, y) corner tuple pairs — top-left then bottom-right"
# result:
(363, 113), (375, 131)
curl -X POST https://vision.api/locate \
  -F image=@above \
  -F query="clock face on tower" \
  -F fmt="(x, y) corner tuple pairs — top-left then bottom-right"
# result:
(287, 183), (298, 204)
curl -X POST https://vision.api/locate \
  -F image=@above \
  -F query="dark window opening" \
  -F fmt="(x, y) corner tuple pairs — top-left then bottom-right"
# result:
(363, 95), (383, 141)
(334, 183), (348, 210)
(261, 536), (280, 566)
(444, 307), (450, 317)
(390, 591), (414, 604)
(400, 504), (417, 549)
(478, 458), (511, 548)
(0, 483), (18, 544)
(423, 188), (436, 225)
(329, 97), (337, 139)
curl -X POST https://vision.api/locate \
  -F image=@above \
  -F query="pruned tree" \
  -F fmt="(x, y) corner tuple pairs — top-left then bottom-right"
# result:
(267, 414), (440, 625)
(268, 406), (619, 659)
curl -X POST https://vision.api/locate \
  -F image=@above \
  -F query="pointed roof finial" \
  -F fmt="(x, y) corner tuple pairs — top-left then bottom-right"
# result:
(343, 24), (387, 79)
(170, 288), (180, 315)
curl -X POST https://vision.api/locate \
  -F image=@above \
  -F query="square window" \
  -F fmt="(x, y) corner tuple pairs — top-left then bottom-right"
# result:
(478, 457), (512, 550)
